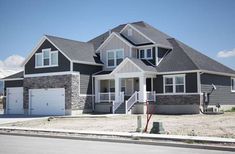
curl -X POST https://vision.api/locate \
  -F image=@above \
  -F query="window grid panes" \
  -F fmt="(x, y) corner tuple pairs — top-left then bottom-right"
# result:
(138, 48), (152, 59)
(51, 52), (58, 66)
(107, 50), (124, 67)
(35, 53), (43, 67)
(164, 75), (185, 93)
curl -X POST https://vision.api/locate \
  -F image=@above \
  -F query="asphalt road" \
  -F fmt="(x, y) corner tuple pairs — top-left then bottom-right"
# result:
(0, 135), (233, 154)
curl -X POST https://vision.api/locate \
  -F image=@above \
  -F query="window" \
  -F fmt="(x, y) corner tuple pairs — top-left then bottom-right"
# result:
(35, 48), (58, 68)
(164, 75), (185, 93)
(164, 77), (173, 93)
(116, 50), (124, 65)
(108, 52), (115, 67)
(232, 78), (235, 92)
(43, 49), (50, 66)
(35, 53), (43, 67)
(140, 49), (145, 59)
(51, 51), (58, 66)
(107, 49), (124, 67)
(127, 28), (132, 36)
(138, 48), (152, 59)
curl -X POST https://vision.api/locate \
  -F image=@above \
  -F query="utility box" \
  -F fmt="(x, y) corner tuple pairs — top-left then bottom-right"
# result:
(136, 115), (143, 132)
(150, 122), (165, 134)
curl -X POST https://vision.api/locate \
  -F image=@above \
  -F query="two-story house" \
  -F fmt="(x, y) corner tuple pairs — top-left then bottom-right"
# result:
(2, 21), (235, 115)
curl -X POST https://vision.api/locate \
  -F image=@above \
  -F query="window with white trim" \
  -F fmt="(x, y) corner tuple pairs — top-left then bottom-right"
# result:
(138, 48), (152, 59)
(35, 53), (43, 67)
(43, 49), (50, 66)
(107, 49), (124, 67)
(232, 78), (235, 92)
(35, 49), (58, 68)
(164, 75), (185, 93)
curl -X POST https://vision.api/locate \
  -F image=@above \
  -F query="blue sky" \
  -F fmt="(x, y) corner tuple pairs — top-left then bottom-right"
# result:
(0, 0), (235, 69)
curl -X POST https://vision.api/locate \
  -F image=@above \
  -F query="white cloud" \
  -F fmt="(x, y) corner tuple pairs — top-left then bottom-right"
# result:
(217, 49), (235, 58)
(0, 55), (25, 79)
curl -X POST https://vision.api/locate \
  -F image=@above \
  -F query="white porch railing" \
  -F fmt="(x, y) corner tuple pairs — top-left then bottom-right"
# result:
(98, 92), (115, 102)
(126, 91), (139, 113)
(112, 92), (124, 114)
(146, 91), (156, 101)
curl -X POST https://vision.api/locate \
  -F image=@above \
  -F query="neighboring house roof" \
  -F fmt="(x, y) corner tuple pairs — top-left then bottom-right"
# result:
(157, 38), (235, 75)
(2, 71), (24, 80)
(45, 35), (103, 65)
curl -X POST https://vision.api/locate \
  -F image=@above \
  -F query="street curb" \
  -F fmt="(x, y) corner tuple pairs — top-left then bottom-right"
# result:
(0, 131), (234, 152)
(0, 127), (234, 152)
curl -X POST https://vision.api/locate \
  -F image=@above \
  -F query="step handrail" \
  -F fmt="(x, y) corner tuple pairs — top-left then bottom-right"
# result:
(112, 92), (124, 113)
(125, 91), (139, 113)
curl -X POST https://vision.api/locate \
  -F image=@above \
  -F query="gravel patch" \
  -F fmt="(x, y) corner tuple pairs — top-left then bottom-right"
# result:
(2, 113), (235, 138)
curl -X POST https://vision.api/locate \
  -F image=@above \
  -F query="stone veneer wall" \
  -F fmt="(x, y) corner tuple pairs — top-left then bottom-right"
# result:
(23, 74), (92, 115)
(156, 94), (200, 105)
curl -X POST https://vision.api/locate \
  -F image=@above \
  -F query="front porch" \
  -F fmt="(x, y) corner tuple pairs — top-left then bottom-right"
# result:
(94, 58), (157, 114)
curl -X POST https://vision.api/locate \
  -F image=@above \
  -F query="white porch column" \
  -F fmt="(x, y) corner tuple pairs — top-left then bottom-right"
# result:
(139, 75), (146, 102)
(115, 76), (121, 102)
(95, 78), (100, 102)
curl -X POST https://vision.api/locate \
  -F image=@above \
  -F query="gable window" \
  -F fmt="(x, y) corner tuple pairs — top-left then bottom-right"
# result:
(232, 78), (235, 92)
(138, 48), (152, 59)
(43, 49), (50, 66)
(164, 75), (185, 94)
(127, 28), (133, 36)
(107, 49), (124, 68)
(35, 48), (58, 68)
(35, 53), (43, 67)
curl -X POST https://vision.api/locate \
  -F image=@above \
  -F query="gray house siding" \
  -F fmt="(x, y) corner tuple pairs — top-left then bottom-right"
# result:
(186, 73), (198, 93)
(24, 39), (71, 74)
(155, 73), (198, 93)
(201, 73), (235, 105)
(4, 80), (23, 95)
(73, 63), (102, 94)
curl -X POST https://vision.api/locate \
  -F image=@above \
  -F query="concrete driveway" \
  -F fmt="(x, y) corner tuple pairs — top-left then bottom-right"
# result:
(0, 111), (48, 125)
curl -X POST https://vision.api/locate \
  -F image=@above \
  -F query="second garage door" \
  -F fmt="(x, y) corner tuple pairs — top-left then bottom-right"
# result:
(29, 88), (65, 116)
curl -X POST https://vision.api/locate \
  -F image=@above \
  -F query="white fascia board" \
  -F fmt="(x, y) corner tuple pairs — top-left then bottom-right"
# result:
(21, 36), (47, 66)
(2, 78), (24, 81)
(22, 35), (73, 67)
(200, 70), (235, 77)
(72, 60), (103, 66)
(110, 58), (143, 76)
(127, 24), (156, 44)
(24, 71), (80, 78)
(96, 32), (134, 52)
(157, 70), (201, 75)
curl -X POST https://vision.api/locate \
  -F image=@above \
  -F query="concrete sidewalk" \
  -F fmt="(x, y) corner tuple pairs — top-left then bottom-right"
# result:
(0, 126), (234, 144)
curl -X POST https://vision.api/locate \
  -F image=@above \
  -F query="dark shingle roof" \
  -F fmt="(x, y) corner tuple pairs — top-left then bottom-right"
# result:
(128, 58), (157, 72)
(131, 22), (172, 47)
(3, 71), (24, 80)
(157, 38), (235, 74)
(46, 35), (103, 65)
(88, 21), (172, 50)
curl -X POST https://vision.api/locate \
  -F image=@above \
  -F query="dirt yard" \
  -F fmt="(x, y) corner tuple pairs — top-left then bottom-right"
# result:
(2, 113), (235, 138)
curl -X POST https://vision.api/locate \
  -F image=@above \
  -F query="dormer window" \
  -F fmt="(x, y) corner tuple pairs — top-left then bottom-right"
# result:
(35, 48), (58, 68)
(138, 48), (152, 59)
(127, 28), (133, 36)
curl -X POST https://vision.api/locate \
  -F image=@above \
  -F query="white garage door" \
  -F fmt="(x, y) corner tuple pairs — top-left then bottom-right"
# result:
(7, 87), (24, 114)
(29, 88), (65, 116)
